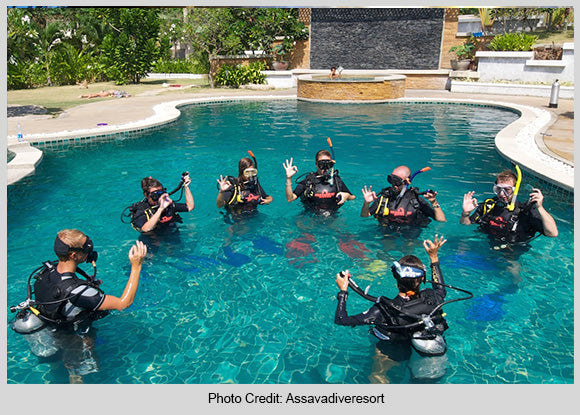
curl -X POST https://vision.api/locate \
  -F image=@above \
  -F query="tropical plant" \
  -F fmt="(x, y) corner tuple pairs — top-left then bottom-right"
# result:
(478, 7), (495, 32)
(488, 32), (538, 51)
(214, 61), (266, 88)
(182, 8), (243, 87)
(95, 8), (170, 84)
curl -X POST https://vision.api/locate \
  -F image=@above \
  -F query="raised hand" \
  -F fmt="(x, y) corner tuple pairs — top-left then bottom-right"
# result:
(283, 157), (298, 179)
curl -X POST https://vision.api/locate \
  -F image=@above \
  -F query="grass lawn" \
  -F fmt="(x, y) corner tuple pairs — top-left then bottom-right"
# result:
(7, 78), (211, 116)
(532, 28), (574, 44)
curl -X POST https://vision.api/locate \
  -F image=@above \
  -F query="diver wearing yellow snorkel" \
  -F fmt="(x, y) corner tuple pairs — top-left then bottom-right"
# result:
(460, 167), (558, 246)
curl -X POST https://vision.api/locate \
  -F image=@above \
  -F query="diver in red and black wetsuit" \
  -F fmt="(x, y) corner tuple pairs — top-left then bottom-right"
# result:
(361, 165), (446, 233)
(283, 149), (355, 216)
(131, 175), (194, 233)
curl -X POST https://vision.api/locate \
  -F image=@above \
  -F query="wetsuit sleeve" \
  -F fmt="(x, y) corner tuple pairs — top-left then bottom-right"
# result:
(69, 285), (105, 312)
(429, 261), (446, 301)
(469, 204), (485, 223)
(131, 207), (148, 229)
(526, 206), (546, 235)
(368, 199), (380, 216)
(293, 178), (307, 198)
(335, 291), (384, 326)
(173, 202), (189, 213)
(335, 175), (352, 194)
(220, 187), (235, 205)
(256, 182), (269, 198)
(418, 196), (436, 219)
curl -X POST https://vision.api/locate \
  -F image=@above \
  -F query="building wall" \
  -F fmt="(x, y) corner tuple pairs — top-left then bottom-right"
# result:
(309, 8), (445, 70)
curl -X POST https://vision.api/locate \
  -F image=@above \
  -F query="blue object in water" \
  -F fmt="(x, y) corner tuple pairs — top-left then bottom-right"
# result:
(221, 246), (252, 267)
(251, 235), (284, 256)
(171, 255), (220, 274)
(442, 252), (497, 272)
(465, 293), (506, 321)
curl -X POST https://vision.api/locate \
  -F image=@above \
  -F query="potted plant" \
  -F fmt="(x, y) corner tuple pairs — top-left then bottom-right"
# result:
(449, 39), (476, 71)
(270, 38), (293, 71)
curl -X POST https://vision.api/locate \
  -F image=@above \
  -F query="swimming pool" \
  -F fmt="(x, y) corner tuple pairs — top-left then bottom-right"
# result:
(7, 100), (573, 383)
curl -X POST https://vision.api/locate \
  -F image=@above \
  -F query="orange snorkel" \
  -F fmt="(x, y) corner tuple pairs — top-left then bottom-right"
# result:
(248, 150), (257, 169)
(409, 166), (431, 183)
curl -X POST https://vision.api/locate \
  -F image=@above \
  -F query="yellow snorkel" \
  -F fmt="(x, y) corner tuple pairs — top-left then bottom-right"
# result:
(507, 164), (522, 212)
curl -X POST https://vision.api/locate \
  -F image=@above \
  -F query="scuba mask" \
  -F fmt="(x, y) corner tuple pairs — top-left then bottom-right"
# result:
(387, 174), (408, 187)
(317, 159), (335, 171)
(54, 235), (98, 263)
(391, 261), (426, 280)
(493, 183), (515, 197)
(243, 168), (258, 187)
(148, 188), (167, 202)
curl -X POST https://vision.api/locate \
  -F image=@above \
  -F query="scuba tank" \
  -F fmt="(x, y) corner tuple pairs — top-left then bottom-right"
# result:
(10, 309), (59, 358)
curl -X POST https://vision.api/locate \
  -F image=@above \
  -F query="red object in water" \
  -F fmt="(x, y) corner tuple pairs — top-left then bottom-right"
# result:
(338, 238), (370, 259)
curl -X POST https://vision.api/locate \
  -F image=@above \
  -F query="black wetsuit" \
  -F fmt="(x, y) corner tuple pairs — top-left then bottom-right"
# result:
(220, 176), (269, 216)
(470, 197), (544, 245)
(335, 262), (447, 345)
(130, 199), (189, 232)
(293, 172), (351, 214)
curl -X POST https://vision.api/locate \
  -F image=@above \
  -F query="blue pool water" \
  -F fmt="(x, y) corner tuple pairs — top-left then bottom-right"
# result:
(7, 100), (573, 384)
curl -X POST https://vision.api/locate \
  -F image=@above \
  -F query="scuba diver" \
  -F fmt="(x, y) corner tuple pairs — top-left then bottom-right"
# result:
(123, 172), (194, 233)
(216, 151), (273, 219)
(283, 140), (355, 216)
(360, 165), (446, 232)
(460, 168), (558, 246)
(9, 229), (147, 383)
(334, 235), (472, 383)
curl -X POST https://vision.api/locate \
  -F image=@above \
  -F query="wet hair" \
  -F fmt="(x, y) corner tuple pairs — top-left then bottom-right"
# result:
(315, 149), (332, 162)
(496, 170), (517, 185)
(394, 255), (426, 294)
(55, 229), (86, 261)
(237, 157), (255, 182)
(141, 176), (163, 193)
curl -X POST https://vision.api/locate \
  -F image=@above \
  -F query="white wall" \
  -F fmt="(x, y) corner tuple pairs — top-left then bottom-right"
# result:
(476, 43), (573, 83)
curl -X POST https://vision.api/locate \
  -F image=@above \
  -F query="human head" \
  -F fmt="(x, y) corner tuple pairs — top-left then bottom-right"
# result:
(494, 170), (517, 203)
(315, 149), (334, 174)
(54, 229), (96, 263)
(388, 165), (411, 193)
(237, 157), (257, 182)
(392, 255), (426, 296)
(141, 176), (165, 205)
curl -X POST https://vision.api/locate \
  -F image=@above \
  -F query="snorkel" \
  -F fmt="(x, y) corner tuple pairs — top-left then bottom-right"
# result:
(507, 164), (522, 212)
(409, 166), (431, 183)
(167, 171), (189, 198)
(245, 150), (259, 188)
(327, 137), (335, 186)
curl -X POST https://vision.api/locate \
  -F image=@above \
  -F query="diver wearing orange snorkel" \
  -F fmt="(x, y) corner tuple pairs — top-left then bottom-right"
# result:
(361, 165), (446, 230)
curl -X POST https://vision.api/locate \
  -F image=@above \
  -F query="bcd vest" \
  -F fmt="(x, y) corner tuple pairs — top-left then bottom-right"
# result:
(373, 187), (427, 224)
(301, 172), (340, 211)
(33, 261), (104, 325)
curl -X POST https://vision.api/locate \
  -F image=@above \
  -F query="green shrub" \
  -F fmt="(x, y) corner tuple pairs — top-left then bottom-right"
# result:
(488, 32), (538, 51)
(214, 61), (266, 88)
(153, 57), (208, 74)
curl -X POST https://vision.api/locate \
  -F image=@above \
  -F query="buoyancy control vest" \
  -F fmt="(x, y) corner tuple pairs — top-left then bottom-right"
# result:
(373, 186), (428, 224)
(223, 176), (263, 212)
(300, 172), (340, 212)
(373, 290), (448, 342)
(472, 197), (534, 243)
(33, 261), (105, 326)
(128, 199), (183, 232)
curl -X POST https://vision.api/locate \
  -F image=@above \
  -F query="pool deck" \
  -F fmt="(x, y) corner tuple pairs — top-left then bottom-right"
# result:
(6, 87), (574, 191)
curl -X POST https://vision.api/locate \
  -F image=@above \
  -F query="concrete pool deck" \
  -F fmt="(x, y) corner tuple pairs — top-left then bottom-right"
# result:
(6, 88), (574, 192)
